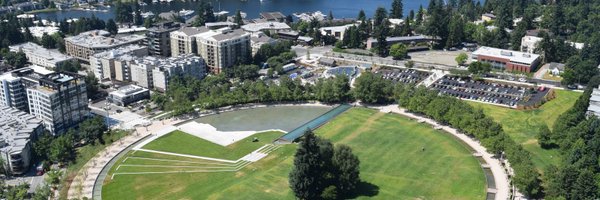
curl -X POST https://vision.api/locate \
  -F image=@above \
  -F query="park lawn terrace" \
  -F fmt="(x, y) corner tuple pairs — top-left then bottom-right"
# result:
(102, 108), (485, 200)
(142, 130), (283, 160)
(469, 89), (581, 171)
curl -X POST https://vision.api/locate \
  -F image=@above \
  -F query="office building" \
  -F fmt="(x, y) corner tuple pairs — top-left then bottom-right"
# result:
(65, 30), (146, 63)
(9, 42), (75, 69)
(471, 46), (541, 73)
(145, 22), (181, 57)
(319, 24), (355, 41)
(90, 45), (149, 80)
(107, 85), (150, 106)
(27, 72), (89, 135)
(0, 106), (43, 175)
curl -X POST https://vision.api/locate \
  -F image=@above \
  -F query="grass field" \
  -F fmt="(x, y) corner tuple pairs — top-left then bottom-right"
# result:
(469, 89), (581, 170)
(143, 131), (283, 160)
(103, 108), (485, 200)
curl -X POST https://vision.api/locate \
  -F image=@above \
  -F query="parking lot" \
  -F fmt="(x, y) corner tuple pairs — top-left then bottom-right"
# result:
(431, 76), (550, 107)
(376, 68), (432, 85)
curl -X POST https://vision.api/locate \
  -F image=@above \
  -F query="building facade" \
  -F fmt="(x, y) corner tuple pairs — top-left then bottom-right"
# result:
(170, 27), (210, 57)
(472, 46), (541, 73)
(107, 85), (150, 106)
(90, 45), (149, 81)
(145, 22), (181, 57)
(196, 28), (250, 73)
(9, 42), (75, 69)
(27, 72), (89, 135)
(0, 106), (43, 175)
(151, 54), (206, 91)
(65, 30), (146, 63)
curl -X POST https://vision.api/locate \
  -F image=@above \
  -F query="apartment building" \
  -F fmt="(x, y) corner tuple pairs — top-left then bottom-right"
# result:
(0, 106), (43, 175)
(65, 30), (146, 63)
(90, 45), (148, 80)
(0, 67), (52, 112)
(9, 42), (75, 69)
(151, 54), (206, 91)
(145, 22), (181, 57)
(27, 72), (89, 135)
(170, 26), (210, 57)
(196, 28), (250, 73)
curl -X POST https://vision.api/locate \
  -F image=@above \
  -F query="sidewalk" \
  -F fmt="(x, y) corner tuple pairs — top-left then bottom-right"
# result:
(66, 118), (181, 200)
(376, 105), (514, 200)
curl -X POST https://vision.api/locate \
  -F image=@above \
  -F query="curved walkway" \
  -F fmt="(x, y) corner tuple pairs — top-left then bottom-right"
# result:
(376, 104), (513, 200)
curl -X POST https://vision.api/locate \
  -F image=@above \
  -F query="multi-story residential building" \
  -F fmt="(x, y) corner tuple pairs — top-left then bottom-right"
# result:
(259, 12), (286, 22)
(27, 72), (89, 135)
(170, 27), (210, 57)
(65, 30), (146, 63)
(90, 45), (148, 80)
(130, 59), (155, 89)
(9, 42), (75, 69)
(0, 67), (52, 112)
(145, 22), (181, 57)
(171, 27), (250, 74)
(241, 22), (291, 34)
(0, 106), (43, 175)
(151, 54), (206, 91)
(250, 33), (277, 56)
(471, 46), (541, 73)
(196, 28), (250, 73)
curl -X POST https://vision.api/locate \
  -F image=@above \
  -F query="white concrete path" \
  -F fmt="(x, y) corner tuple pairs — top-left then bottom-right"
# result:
(376, 105), (513, 200)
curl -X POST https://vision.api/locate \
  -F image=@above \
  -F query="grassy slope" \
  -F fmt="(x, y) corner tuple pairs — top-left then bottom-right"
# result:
(142, 131), (283, 160)
(103, 108), (485, 200)
(469, 89), (581, 170)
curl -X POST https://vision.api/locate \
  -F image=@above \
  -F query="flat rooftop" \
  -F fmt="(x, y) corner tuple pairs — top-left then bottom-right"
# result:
(9, 42), (74, 65)
(65, 30), (146, 49)
(472, 46), (540, 65)
(242, 22), (290, 32)
(0, 106), (42, 153)
(110, 84), (149, 98)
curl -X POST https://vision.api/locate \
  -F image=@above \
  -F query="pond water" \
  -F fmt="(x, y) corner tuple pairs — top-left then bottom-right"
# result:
(194, 105), (332, 132)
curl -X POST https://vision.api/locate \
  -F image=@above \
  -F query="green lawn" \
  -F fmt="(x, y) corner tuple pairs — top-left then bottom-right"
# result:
(468, 89), (581, 170)
(143, 130), (283, 160)
(103, 108), (485, 200)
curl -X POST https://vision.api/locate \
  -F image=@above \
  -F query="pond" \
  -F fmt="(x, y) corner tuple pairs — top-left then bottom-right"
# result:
(193, 105), (332, 132)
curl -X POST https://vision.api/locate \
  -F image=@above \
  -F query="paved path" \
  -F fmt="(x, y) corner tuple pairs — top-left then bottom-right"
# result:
(376, 105), (516, 200)
(66, 118), (182, 200)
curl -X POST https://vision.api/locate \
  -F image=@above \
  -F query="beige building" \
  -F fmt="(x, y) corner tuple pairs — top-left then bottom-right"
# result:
(170, 27), (210, 57)
(65, 30), (146, 63)
(90, 45), (148, 80)
(9, 42), (75, 69)
(196, 28), (250, 73)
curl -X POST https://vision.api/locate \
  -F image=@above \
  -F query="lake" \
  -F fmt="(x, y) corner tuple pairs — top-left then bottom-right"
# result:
(36, 0), (431, 21)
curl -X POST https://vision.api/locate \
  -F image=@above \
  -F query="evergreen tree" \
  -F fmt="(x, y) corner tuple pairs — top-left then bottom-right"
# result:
(134, 3), (143, 25)
(390, 0), (403, 19)
(537, 124), (554, 148)
(446, 14), (464, 48)
(415, 5), (424, 26)
(373, 7), (388, 27)
(332, 144), (360, 194)
(40, 33), (56, 48)
(106, 19), (118, 35)
(234, 10), (244, 28)
(357, 10), (366, 21)
(23, 27), (34, 42)
(289, 130), (327, 200)
(374, 20), (390, 57)
(328, 10), (334, 21)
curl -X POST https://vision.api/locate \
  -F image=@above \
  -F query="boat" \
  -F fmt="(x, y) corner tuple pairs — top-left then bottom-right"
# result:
(152, 0), (158, 3)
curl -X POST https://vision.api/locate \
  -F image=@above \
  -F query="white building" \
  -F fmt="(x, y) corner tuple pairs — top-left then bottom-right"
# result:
(65, 30), (146, 63)
(151, 55), (206, 91)
(23, 26), (59, 38)
(9, 42), (75, 69)
(27, 72), (89, 135)
(90, 45), (149, 80)
(521, 35), (585, 54)
(588, 87), (600, 117)
(0, 106), (44, 175)
(107, 85), (150, 106)
(195, 28), (250, 74)
(319, 24), (355, 41)
(250, 33), (277, 56)
(241, 22), (291, 33)
(170, 27), (210, 57)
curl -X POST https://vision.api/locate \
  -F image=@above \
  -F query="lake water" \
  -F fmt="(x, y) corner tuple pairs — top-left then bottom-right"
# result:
(36, 0), (431, 21)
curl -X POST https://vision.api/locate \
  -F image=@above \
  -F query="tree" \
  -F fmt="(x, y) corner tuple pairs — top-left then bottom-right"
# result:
(468, 61), (491, 74)
(446, 14), (464, 48)
(415, 5), (424, 26)
(374, 20), (390, 57)
(405, 60), (415, 68)
(79, 116), (108, 144)
(537, 124), (553, 148)
(134, 3), (143, 25)
(390, 0), (403, 19)
(389, 43), (408, 60)
(571, 169), (598, 199)
(40, 33), (56, 48)
(353, 72), (393, 103)
(234, 10), (244, 28)
(45, 170), (62, 189)
(31, 184), (51, 200)
(33, 133), (52, 160)
(48, 131), (75, 164)
(328, 10), (334, 21)
(85, 72), (99, 99)
(357, 10), (366, 21)
(373, 7), (388, 27)
(106, 19), (118, 35)
(332, 144), (360, 194)
(289, 130), (327, 200)
(455, 52), (468, 65)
